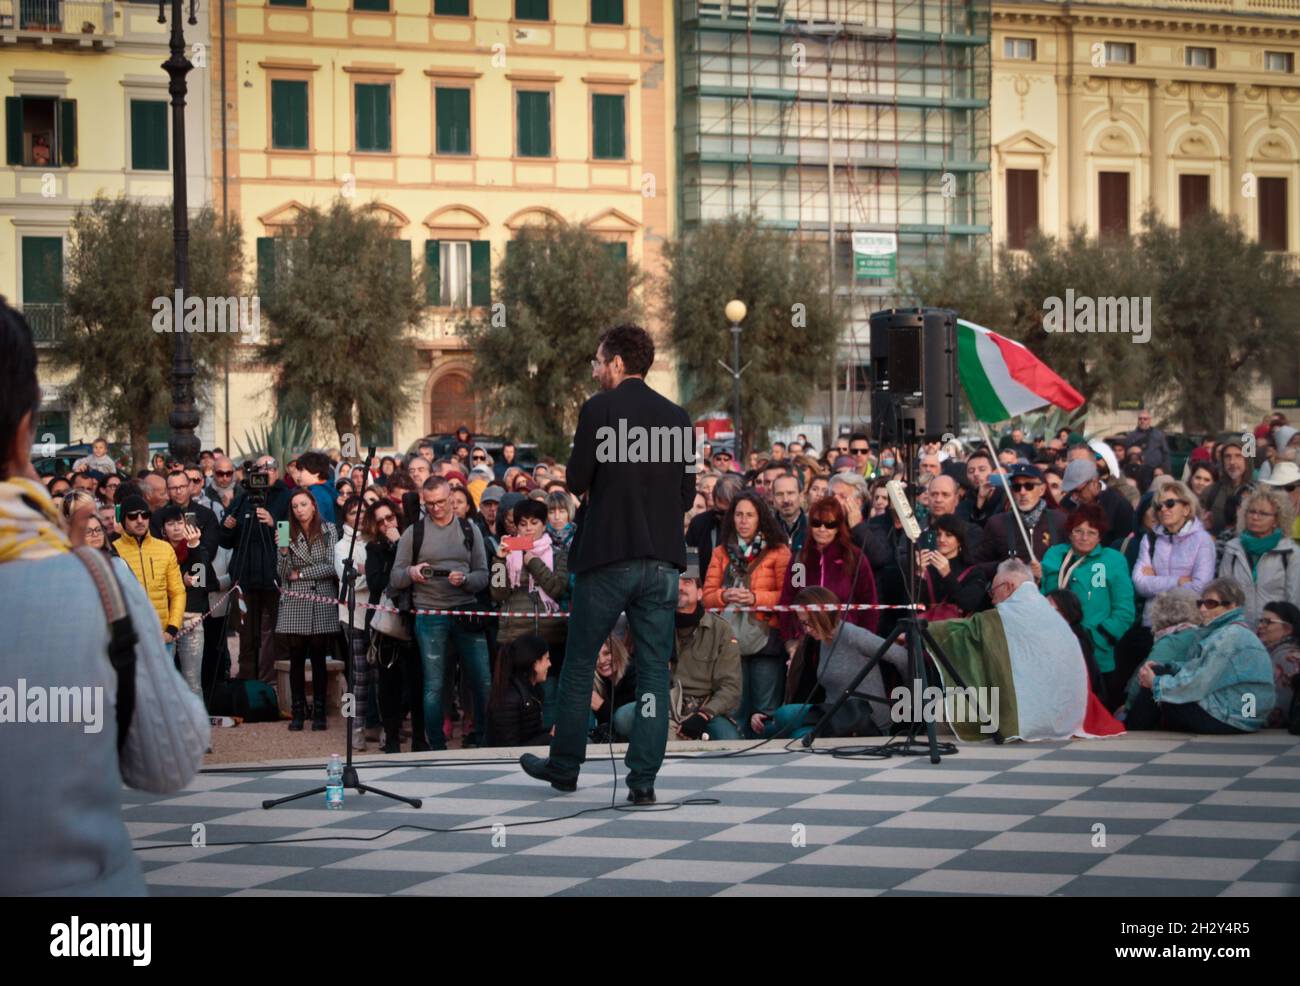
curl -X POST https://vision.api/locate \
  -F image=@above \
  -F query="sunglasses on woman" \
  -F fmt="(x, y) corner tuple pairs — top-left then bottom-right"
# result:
(1196, 597), (1226, 610)
(809, 518), (839, 529)
(1158, 499), (1185, 510)
(1257, 617), (1285, 627)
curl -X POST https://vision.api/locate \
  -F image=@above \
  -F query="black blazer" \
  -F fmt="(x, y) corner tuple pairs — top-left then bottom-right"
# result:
(566, 377), (695, 574)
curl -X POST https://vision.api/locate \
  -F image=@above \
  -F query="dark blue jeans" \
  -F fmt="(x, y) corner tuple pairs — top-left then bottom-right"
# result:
(413, 614), (490, 750)
(549, 559), (677, 790)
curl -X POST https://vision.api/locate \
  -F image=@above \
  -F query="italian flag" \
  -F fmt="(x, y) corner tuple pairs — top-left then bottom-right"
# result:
(957, 319), (1085, 422)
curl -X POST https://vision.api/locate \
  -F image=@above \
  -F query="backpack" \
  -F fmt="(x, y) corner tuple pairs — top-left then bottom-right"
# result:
(73, 547), (138, 758)
(207, 679), (281, 722)
(386, 514), (479, 630)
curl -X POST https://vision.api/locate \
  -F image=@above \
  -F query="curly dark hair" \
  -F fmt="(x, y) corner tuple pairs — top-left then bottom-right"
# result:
(598, 323), (655, 377)
(719, 490), (789, 550)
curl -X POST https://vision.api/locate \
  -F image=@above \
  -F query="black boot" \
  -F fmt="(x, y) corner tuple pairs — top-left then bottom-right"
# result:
(288, 699), (306, 732)
(312, 699), (328, 731)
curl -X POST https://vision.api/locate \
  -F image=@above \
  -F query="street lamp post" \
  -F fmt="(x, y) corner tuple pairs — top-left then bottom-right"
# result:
(720, 299), (748, 460)
(160, 0), (201, 465)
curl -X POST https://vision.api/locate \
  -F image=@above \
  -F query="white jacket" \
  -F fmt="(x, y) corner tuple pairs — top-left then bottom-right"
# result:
(334, 526), (370, 629)
(1218, 535), (1300, 628)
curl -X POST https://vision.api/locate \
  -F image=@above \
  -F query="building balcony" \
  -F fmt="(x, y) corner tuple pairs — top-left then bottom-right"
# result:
(0, 0), (117, 47)
(24, 303), (66, 346)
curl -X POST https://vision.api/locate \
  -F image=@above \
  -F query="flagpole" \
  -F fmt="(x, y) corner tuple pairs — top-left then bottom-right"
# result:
(977, 420), (1035, 560)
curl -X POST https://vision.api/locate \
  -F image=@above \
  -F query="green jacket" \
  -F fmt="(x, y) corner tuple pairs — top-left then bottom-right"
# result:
(1040, 542), (1137, 673)
(672, 611), (741, 722)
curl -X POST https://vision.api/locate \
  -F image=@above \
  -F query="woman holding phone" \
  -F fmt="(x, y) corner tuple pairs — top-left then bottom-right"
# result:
(276, 489), (340, 731)
(491, 499), (568, 721)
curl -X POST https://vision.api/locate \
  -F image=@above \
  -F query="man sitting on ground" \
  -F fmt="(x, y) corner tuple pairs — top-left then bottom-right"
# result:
(925, 559), (1122, 741)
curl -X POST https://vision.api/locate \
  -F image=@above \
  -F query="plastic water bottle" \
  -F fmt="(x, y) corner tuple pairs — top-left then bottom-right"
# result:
(326, 754), (344, 810)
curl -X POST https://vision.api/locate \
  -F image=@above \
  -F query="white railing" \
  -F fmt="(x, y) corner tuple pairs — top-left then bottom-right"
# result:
(0, 0), (117, 37)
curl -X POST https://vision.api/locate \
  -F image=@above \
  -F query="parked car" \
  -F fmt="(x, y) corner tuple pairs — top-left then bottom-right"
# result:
(412, 434), (538, 471)
(32, 440), (168, 479)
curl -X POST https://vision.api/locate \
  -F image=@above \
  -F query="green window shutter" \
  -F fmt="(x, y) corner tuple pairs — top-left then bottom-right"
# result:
(515, 0), (548, 20)
(470, 240), (491, 306)
(436, 88), (470, 155)
(271, 80), (308, 150)
(6, 97), (22, 166)
(593, 93), (625, 160)
(58, 100), (77, 166)
(517, 91), (550, 158)
(434, 0), (468, 12)
(257, 237), (277, 297)
(130, 100), (168, 171)
(591, 0), (623, 24)
(354, 0), (388, 10)
(425, 240), (441, 305)
(22, 237), (63, 303)
(355, 84), (391, 152)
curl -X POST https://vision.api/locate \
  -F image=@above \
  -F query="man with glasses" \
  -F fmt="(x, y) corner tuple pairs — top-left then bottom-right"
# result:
(118, 494), (186, 650)
(151, 467), (219, 559)
(710, 447), (736, 473)
(388, 476), (491, 750)
(926, 558), (1096, 741)
(1202, 439), (1255, 535)
(847, 434), (874, 476)
(205, 454), (242, 522)
(220, 455), (292, 682)
(833, 435), (850, 459)
(1124, 410), (1170, 474)
(521, 323), (694, 805)
(975, 463), (1065, 580)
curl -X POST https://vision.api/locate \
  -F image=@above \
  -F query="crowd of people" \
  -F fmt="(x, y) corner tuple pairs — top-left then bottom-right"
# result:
(32, 404), (1299, 748)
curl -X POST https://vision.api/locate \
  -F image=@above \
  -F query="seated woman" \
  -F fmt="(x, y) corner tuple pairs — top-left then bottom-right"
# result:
(486, 635), (551, 747)
(1045, 588), (1104, 699)
(1256, 601), (1300, 729)
(1127, 579), (1275, 733)
(1114, 589), (1202, 722)
(750, 586), (906, 741)
(1041, 503), (1137, 706)
(916, 514), (989, 619)
(595, 634), (636, 742)
(1217, 488), (1299, 628)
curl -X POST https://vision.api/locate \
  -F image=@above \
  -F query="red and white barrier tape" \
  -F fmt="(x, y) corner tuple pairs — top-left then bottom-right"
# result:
(279, 588), (919, 618)
(175, 582), (241, 638)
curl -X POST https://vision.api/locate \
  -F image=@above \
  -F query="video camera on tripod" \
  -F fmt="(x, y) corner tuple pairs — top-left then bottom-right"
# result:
(243, 464), (271, 506)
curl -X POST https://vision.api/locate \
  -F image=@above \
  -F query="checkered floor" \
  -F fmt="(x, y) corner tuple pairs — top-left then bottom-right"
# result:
(127, 732), (1300, 896)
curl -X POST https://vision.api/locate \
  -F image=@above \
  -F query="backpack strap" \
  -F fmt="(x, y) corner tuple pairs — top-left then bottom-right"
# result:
(458, 516), (475, 555)
(72, 547), (138, 753)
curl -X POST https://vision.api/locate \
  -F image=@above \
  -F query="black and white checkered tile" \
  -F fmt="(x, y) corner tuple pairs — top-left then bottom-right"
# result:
(128, 733), (1300, 896)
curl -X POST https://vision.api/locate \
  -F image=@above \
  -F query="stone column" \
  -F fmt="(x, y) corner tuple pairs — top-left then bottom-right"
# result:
(1149, 79), (1168, 220)
(1228, 83), (1248, 221)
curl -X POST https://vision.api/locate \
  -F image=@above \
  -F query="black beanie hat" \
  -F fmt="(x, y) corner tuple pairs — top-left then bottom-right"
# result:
(119, 494), (150, 517)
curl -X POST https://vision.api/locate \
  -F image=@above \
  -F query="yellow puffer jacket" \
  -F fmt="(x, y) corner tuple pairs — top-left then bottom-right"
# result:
(117, 531), (186, 632)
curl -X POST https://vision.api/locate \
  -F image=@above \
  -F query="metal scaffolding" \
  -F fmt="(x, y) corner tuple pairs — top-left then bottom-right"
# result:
(678, 0), (992, 434)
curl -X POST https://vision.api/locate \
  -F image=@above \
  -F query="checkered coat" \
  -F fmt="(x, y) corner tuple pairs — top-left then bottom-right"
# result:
(275, 525), (340, 635)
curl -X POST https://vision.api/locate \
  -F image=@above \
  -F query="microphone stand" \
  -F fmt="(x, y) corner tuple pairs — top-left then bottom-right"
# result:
(264, 446), (421, 810)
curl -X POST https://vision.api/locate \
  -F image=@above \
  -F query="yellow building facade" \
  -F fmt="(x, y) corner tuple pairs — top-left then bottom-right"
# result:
(2, 2), (214, 445)
(213, 0), (675, 455)
(990, 0), (1300, 432)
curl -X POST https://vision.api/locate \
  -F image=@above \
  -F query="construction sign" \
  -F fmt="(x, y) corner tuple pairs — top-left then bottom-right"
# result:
(853, 231), (898, 279)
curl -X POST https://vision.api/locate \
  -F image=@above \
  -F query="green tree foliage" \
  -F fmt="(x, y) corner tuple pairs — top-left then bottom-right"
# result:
(458, 220), (643, 456)
(1134, 209), (1298, 432)
(662, 214), (838, 456)
(258, 200), (423, 446)
(907, 212), (1299, 431)
(52, 195), (244, 470)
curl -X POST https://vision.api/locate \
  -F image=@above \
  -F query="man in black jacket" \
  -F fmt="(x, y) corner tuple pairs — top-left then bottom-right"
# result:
(520, 324), (694, 805)
(219, 455), (291, 682)
(973, 463), (1066, 580)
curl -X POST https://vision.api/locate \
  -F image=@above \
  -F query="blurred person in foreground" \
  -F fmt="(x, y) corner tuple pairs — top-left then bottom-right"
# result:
(0, 298), (208, 895)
